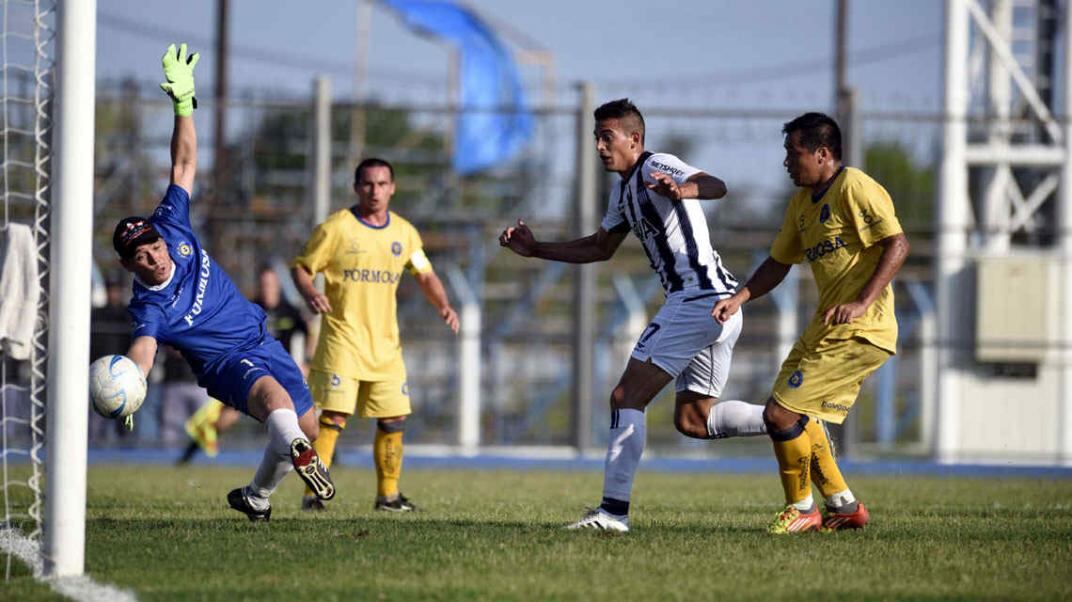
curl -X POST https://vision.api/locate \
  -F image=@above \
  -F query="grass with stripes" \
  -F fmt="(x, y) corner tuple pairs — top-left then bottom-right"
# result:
(5, 464), (1072, 601)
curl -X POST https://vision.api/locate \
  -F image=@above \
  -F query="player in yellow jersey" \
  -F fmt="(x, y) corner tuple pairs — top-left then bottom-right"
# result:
(713, 113), (909, 534)
(292, 158), (459, 512)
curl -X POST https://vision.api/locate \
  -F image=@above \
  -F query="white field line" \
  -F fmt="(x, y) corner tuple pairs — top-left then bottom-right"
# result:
(0, 528), (137, 602)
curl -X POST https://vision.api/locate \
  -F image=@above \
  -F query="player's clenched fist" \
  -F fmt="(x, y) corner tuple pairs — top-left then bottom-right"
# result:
(498, 219), (536, 257)
(711, 293), (744, 323)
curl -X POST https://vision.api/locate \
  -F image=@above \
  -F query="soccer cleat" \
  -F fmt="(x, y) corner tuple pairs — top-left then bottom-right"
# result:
(374, 493), (417, 512)
(768, 505), (822, 534)
(301, 496), (326, 512)
(565, 508), (630, 533)
(823, 501), (870, 531)
(227, 487), (271, 523)
(290, 438), (335, 500)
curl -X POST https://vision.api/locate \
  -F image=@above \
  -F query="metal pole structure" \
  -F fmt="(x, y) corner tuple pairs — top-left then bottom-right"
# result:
(211, 0), (230, 254)
(904, 281), (937, 453)
(833, 0), (859, 453)
(1058, 0), (1072, 466)
(769, 258), (799, 367)
(834, 0), (862, 168)
(312, 77), (332, 227)
(935, 0), (971, 463)
(448, 265), (481, 454)
(349, 0), (372, 168)
(44, 0), (96, 577)
(571, 82), (597, 452)
(982, 0), (1012, 253)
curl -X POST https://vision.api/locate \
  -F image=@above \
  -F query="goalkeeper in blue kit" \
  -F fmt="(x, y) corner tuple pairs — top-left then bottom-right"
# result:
(113, 44), (334, 521)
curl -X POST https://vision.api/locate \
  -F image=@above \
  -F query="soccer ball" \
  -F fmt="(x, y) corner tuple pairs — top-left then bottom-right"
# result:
(89, 355), (146, 418)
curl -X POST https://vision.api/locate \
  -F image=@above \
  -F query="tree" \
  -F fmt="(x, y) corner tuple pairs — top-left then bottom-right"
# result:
(864, 141), (935, 230)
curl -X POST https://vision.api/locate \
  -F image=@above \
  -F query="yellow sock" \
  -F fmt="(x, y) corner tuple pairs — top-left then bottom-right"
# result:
(770, 418), (813, 505)
(805, 418), (849, 500)
(374, 428), (403, 498)
(304, 415), (344, 498)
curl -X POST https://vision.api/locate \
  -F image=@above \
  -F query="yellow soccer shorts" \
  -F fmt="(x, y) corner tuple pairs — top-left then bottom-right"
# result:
(308, 370), (412, 418)
(771, 336), (891, 424)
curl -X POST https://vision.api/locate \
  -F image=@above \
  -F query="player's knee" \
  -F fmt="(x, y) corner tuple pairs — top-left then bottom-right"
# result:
(377, 418), (405, 433)
(609, 385), (646, 410)
(319, 412), (347, 432)
(764, 402), (808, 441)
(673, 407), (708, 439)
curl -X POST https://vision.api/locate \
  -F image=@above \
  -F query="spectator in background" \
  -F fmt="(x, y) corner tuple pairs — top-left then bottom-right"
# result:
(179, 264), (310, 464)
(160, 344), (208, 447)
(255, 264), (310, 370)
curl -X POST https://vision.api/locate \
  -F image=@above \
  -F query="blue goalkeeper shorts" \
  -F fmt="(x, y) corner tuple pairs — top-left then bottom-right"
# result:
(199, 337), (313, 418)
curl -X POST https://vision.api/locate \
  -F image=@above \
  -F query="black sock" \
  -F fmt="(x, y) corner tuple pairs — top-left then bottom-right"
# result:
(599, 497), (629, 517)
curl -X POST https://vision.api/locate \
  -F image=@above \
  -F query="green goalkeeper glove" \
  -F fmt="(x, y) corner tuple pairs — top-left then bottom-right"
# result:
(159, 42), (200, 117)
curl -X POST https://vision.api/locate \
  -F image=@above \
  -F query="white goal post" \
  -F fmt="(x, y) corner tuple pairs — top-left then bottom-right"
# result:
(43, 0), (94, 577)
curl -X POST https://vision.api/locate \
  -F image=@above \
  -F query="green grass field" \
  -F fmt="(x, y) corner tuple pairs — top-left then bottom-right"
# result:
(5, 465), (1072, 601)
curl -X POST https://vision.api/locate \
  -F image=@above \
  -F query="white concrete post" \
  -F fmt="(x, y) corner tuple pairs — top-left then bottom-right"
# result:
(447, 265), (481, 453)
(935, 0), (971, 463)
(44, 0), (97, 577)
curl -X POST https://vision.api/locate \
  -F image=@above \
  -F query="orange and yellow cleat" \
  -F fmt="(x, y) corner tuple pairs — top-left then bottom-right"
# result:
(768, 505), (822, 534)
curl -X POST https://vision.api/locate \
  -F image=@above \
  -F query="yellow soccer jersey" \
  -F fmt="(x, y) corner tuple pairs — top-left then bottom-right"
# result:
(293, 209), (432, 380)
(770, 167), (903, 353)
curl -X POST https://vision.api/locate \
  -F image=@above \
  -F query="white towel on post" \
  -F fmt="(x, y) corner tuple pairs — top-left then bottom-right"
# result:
(0, 223), (40, 360)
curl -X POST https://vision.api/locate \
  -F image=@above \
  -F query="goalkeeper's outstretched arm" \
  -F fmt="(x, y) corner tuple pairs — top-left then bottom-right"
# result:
(160, 43), (200, 194)
(125, 335), (158, 381)
(170, 113), (197, 194)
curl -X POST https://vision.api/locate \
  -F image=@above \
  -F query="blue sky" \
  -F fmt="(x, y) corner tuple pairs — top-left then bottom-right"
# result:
(95, 0), (945, 202)
(97, 0), (943, 105)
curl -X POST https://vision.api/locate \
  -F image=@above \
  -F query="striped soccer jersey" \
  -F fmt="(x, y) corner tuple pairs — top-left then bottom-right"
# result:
(600, 152), (736, 296)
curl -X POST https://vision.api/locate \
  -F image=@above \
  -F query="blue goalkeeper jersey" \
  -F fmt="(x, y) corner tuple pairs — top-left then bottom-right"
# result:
(128, 184), (267, 376)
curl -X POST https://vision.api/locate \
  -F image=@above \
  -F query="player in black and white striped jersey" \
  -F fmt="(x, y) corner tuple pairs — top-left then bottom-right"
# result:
(499, 99), (767, 533)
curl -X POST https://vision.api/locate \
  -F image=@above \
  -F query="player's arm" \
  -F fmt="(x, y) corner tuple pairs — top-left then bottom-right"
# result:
(290, 265), (332, 314)
(413, 270), (460, 334)
(822, 233), (910, 325)
(647, 171), (727, 200)
(498, 220), (628, 263)
(125, 335), (159, 380)
(712, 256), (792, 323)
(169, 114), (197, 194)
(159, 43), (200, 194)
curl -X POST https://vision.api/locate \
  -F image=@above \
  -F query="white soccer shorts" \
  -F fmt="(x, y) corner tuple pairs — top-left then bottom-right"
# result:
(629, 291), (743, 398)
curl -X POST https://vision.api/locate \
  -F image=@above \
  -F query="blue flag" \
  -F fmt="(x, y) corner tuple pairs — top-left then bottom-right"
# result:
(382, 0), (534, 174)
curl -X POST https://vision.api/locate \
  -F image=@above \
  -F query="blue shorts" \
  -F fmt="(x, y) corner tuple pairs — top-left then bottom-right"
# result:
(199, 337), (313, 418)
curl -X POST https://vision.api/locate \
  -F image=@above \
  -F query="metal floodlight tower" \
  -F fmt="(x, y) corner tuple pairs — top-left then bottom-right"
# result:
(937, 0), (1072, 464)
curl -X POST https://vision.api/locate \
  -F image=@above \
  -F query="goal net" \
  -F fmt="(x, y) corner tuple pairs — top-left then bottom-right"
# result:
(0, 0), (54, 579)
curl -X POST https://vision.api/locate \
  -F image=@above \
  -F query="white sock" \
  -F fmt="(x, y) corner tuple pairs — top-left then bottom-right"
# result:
(707, 400), (767, 438)
(246, 408), (307, 507)
(247, 447), (292, 509)
(601, 408), (646, 514)
(265, 408), (306, 456)
(826, 488), (856, 509)
(792, 494), (815, 512)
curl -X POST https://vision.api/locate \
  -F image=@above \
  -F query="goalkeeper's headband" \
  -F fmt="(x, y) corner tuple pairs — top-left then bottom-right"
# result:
(113, 217), (162, 259)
